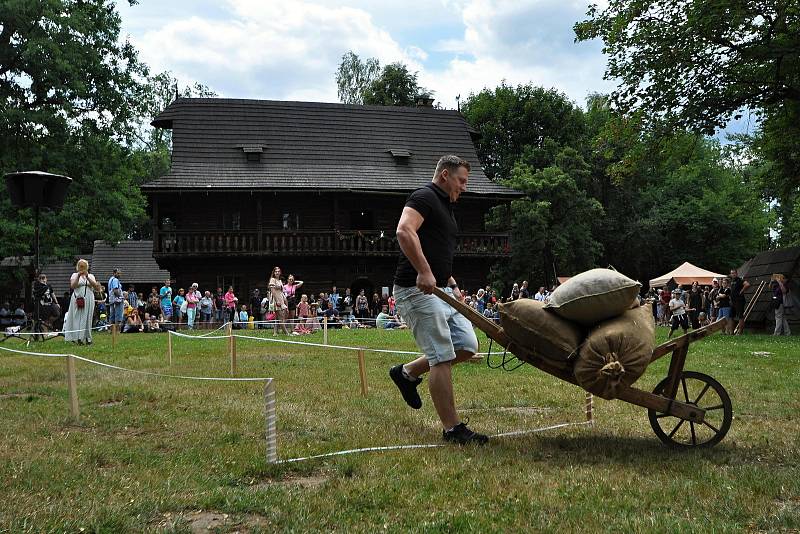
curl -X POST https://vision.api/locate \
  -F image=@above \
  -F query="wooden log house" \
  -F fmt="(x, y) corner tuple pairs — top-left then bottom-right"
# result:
(142, 98), (520, 298)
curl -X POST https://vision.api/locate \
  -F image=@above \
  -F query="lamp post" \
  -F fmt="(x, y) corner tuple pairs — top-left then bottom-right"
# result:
(4, 171), (72, 339)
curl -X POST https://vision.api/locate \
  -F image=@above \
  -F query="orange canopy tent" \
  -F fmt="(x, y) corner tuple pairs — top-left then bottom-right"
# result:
(649, 261), (724, 288)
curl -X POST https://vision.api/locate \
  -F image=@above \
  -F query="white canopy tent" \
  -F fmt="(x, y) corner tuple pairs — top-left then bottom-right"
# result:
(649, 261), (724, 288)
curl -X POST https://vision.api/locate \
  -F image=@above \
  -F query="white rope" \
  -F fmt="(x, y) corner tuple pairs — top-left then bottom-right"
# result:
(0, 345), (273, 382)
(276, 420), (592, 464)
(6, 324), (107, 336)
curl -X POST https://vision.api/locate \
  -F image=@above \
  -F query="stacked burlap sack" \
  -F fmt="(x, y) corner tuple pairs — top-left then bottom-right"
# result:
(498, 269), (654, 400)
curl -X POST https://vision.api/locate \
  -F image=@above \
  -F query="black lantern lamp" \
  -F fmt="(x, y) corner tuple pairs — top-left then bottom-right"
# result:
(4, 171), (72, 338)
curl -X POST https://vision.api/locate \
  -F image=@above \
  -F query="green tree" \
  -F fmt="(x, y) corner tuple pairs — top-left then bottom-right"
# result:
(574, 0), (800, 135)
(461, 83), (587, 181)
(0, 0), (148, 265)
(362, 62), (429, 107)
(335, 51), (380, 105)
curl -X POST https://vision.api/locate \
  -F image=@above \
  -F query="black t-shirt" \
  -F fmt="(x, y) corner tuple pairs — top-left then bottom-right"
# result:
(394, 183), (457, 287)
(730, 277), (746, 303)
(717, 287), (731, 307)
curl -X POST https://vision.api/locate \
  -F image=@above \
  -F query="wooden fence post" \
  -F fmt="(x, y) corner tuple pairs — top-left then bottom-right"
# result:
(585, 392), (594, 426)
(357, 349), (368, 397)
(66, 355), (79, 421)
(323, 316), (328, 345)
(230, 333), (237, 376)
(167, 331), (173, 366)
(264, 380), (278, 463)
(111, 323), (118, 349)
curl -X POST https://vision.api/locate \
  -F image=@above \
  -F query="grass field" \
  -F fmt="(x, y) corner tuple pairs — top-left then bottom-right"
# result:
(0, 325), (798, 533)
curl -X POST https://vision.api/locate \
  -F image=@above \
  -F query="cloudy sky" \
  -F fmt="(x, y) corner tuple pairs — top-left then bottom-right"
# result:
(116, 0), (616, 110)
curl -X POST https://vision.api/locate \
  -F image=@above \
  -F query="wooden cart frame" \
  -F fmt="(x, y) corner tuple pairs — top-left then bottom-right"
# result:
(433, 288), (733, 448)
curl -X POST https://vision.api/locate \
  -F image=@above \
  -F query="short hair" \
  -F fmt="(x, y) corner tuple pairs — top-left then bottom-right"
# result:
(433, 155), (470, 179)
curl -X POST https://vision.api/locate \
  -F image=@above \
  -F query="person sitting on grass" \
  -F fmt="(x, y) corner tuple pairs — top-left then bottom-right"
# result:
(376, 305), (407, 329)
(123, 309), (143, 333)
(143, 312), (161, 333)
(668, 288), (689, 338)
(322, 301), (340, 328)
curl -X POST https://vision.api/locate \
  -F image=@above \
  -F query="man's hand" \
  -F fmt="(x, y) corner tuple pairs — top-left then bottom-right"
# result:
(453, 287), (464, 301)
(416, 271), (436, 294)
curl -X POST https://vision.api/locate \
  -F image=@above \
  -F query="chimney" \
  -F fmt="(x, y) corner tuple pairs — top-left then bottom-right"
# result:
(415, 95), (435, 108)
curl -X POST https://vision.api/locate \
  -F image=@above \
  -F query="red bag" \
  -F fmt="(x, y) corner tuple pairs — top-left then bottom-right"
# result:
(75, 297), (85, 309)
(266, 312), (276, 321)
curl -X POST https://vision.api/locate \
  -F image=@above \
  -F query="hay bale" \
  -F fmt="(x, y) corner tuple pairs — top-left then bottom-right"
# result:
(573, 305), (655, 400)
(499, 299), (583, 369)
(545, 268), (641, 326)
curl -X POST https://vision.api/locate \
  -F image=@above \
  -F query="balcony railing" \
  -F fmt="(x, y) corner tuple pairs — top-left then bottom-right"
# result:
(154, 230), (510, 257)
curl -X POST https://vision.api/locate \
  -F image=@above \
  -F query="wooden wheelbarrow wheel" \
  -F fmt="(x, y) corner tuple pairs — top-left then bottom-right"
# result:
(648, 371), (733, 449)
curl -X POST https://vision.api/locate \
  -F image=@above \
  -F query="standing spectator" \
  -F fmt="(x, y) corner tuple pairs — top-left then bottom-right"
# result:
(475, 289), (486, 314)
(185, 283), (201, 329)
(729, 269), (750, 335)
(172, 288), (185, 325)
(200, 290), (214, 326)
(65, 259), (102, 344)
(371, 293), (381, 319)
(772, 274), (792, 336)
(268, 266), (290, 335)
(716, 278), (733, 334)
(224, 286), (238, 324)
(519, 281), (530, 299)
(33, 273), (59, 330)
(387, 293), (396, 315)
(250, 288), (262, 326)
(668, 288), (689, 338)
(107, 268), (125, 328)
(235, 305), (249, 329)
(341, 288), (353, 315)
(355, 289), (369, 320)
(214, 287), (225, 324)
(294, 294), (312, 334)
(159, 278), (173, 323)
(284, 275), (303, 320)
(0, 301), (11, 329)
(534, 287), (547, 302)
(688, 282), (703, 329)
(510, 283), (520, 300)
(658, 288), (671, 326)
(329, 285), (340, 311)
(708, 278), (720, 323)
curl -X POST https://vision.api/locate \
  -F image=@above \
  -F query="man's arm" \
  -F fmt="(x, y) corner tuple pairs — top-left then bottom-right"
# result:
(396, 206), (435, 293)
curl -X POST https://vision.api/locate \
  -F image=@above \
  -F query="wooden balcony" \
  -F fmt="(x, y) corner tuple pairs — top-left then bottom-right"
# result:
(153, 230), (510, 257)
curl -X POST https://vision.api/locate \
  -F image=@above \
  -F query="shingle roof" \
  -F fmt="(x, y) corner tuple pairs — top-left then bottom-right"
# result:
(740, 246), (800, 323)
(90, 241), (170, 285)
(143, 98), (519, 197)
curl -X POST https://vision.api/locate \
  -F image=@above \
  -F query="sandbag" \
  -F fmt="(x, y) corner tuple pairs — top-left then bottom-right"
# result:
(573, 305), (655, 400)
(499, 299), (583, 369)
(545, 268), (641, 326)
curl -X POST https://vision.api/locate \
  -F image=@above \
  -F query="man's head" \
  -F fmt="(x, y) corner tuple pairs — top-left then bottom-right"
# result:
(432, 155), (470, 202)
(165, 279), (171, 286)
(729, 269), (738, 278)
(382, 304), (388, 313)
(113, 268), (120, 276)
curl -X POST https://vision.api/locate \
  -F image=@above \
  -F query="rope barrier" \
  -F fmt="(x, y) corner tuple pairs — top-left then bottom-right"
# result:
(276, 421), (593, 464)
(5, 324), (107, 336)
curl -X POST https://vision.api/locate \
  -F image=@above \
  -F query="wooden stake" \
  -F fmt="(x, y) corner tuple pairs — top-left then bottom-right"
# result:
(230, 332), (237, 376)
(66, 355), (79, 421)
(585, 392), (594, 426)
(323, 316), (328, 345)
(111, 323), (118, 349)
(264, 380), (278, 463)
(167, 331), (173, 366)
(357, 349), (368, 397)
(227, 321), (233, 355)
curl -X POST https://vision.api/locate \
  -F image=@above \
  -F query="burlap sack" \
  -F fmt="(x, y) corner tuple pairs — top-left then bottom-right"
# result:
(573, 305), (655, 400)
(545, 268), (641, 326)
(499, 299), (583, 369)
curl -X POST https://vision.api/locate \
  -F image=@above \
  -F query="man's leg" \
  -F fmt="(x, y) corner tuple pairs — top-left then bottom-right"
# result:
(404, 349), (474, 379)
(428, 361), (458, 429)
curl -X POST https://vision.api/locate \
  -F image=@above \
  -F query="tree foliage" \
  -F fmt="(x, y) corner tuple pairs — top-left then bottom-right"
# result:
(574, 0), (800, 135)
(335, 51), (380, 105)
(336, 52), (429, 107)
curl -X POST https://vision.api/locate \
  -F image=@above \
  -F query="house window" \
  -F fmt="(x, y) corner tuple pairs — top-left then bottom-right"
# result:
(223, 211), (241, 230)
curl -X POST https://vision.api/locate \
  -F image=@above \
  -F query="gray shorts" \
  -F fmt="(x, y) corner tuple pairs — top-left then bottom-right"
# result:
(393, 285), (479, 367)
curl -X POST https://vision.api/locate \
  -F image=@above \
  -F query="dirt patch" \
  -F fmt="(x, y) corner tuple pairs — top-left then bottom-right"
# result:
(99, 400), (123, 408)
(154, 510), (271, 533)
(252, 474), (328, 492)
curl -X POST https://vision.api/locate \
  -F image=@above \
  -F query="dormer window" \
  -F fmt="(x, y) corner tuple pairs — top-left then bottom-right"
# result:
(240, 144), (265, 162)
(387, 148), (411, 164)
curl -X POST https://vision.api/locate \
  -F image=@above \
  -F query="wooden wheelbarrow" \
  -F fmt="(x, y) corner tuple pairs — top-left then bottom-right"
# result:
(433, 288), (733, 448)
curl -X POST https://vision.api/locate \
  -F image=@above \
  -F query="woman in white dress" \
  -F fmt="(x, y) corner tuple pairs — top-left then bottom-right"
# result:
(64, 259), (102, 344)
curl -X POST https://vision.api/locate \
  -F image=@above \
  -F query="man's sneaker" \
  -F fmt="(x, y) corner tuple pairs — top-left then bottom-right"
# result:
(389, 364), (423, 409)
(443, 422), (489, 445)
